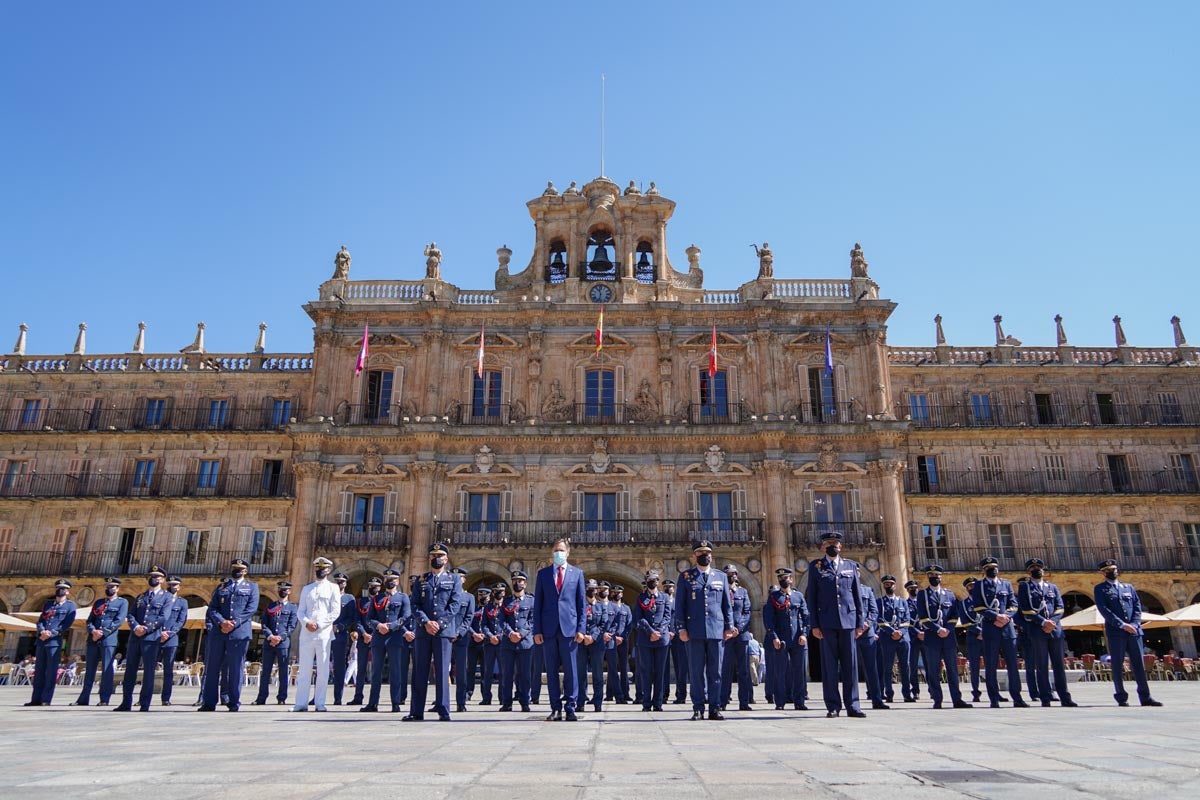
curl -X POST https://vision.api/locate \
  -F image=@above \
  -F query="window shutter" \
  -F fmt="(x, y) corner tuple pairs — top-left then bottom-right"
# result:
(575, 365), (585, 406)
(797, 366), (811, 417)
(501, 366), (513, 415)
(834, 364), (847, 409)
(1042, 521), (1055, 547)
(686, 488), (700, 520)
(385, 491), (399, 524)
(1142, 520), (1156, 544)
(614, 365), (625, 408)
(393, 366), (405, 417)
(848, 488), (862, 521)
(456, 488), (468, 520)
(338, 490), (353, 524)
(617, 490), (630, 521)
(238, 526), (254, 559)
(275, 526), (288, 571)
(52, 528), (67, 551)
(571, 489), (583, 521)
(727, 365), (738, 408)
(501, 490), (514, 521)
(732, 488), (747, 518)
(170, 526), (187, 556)
(801, 489), (815, 522)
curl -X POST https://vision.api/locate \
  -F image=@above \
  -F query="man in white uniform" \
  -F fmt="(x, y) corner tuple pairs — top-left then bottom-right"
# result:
(293, 556), (341, 712)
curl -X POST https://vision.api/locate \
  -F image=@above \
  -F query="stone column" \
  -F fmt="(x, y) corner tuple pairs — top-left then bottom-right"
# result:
(870, 459), (909, 580)
(761, 460), (792, 572)
(409, 461), (441, 560)
(422, 330), (447, 417)
(864, 328), (894, 419)
(288, 461), (326, 584)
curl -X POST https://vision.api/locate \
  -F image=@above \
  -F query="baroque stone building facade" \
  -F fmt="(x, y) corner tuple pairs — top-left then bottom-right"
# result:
(2, 177), (1198, 656)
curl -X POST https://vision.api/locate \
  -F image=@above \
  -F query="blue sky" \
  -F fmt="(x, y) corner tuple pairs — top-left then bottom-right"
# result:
(3, 3), (1197, 355)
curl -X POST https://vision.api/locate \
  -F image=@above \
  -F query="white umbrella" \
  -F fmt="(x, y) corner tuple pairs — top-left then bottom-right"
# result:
(1059, 605), (1172, 631)
(1164, 603), (1200, 624)
(184, 605), (262, 631)
(0, 612), (37, 631)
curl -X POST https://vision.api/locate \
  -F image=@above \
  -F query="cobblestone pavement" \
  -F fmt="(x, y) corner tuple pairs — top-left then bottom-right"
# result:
(3, 681), (1198, 799)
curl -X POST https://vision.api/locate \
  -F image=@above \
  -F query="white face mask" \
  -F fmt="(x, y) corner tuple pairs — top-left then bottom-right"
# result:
(552, 551), (568, 567)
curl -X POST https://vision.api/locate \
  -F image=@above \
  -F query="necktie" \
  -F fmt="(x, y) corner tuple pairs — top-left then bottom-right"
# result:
(556, 567), (564, 592)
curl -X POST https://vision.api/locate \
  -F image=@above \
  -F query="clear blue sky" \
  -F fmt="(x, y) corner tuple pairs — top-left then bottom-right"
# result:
(3, 3), (1197, 355)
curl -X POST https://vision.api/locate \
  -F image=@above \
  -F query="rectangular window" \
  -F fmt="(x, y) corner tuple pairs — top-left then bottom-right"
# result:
(132, 460), (155, 489)
(1170, 454), (1198, 492)
(1183, 523), (1200, 560)
(807, 368), (837, 422)
(812, 491), (846, 523)
(251, 529), (276, 565)
(185, 529), (211, 565)
(1107, 454), (1132, 492)
(144, 398), (166, 428)
(1043, 454), (1067, 481)
(980, 454), (1004, 482)
(471, 370), (503, 420)
(1034, 393), (1055, 425)
(197, 460), (220, 490)
(583, 492), (618, 534)
(908, 394), (929, 423)
(270, 399), (292, 428)
(353, 494), (387, 532)
(365, 370), (393, 422)
(1052, 523), (1081, 566)
(1116, 522), (1145, 558)
(20, 399), (41, 427)
(1157, 392), (1182, 425)
(987, 523), (1016, 563)
(921, 523), (948, 562)
(969, 393), (993, 424)
(698, 491), (733, 534)
(467, 492), (502, 534)
(915, 455), (939, 493)
(585, 370), (617, 421)
(260, 459), (283, 496)
(1096, 393), (1117, 425)
(699, 369), (730, 418)
(2, 461), (29, 491)
(207, 399), (229, 429)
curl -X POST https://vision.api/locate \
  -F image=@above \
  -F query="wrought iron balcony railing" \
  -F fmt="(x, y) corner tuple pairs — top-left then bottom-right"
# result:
(910, 544), (1200, 573)
(0, 472), (294, 499)
(0, 548), (288, 578)
(435, 518), (765, 548)
(793, 402), (860, 425)
(905, 469), (1200, 496)
(0, 404), (302, 433)
(904, 402), (1200, 429)
(315, 524), (411, 550)
(789, 521), (885, 549)
(684, 402), (750, 425)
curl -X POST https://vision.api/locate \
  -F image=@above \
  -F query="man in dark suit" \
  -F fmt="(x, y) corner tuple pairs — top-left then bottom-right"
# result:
(532, 537), (586, 721)
(805, 532), (866, 718)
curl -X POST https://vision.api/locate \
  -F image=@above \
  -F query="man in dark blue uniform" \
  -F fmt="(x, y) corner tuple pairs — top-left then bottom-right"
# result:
(959, 577), (984, 704)
(481, 582), (505, 706)
(805, 532), (866, 718)
(597, 581), (618, 703)
(254, 580), (298, 705)
(576, 578), (608, 712)
(610, 585), (633, 703)
(1015, 577), (1041, 702)
(72, 577), (127, 706)
(969, 556), (1028, 709)
(347, 576), (381, 705)
(330, 571), (357, 705)
(1018, 558), (1077, 707)
(857, 581), (888, 709)
(397, 574), (419, 706)
(405, 541), (462, 721)
(200, 558), (259, 711)
(26, 578), (77, 707)
(904, 579), (923, 700)
(876, 575), (913, 704)
(917, 565), (973, 709)
(720, 565), (755, 711)
(763, 567), (809, 711)
(632, 570), (671, 711)
(676, 540), (736, 720)
(361, 568), (411, 713)
(499, 569), (535, 712)
(451, 568), (476, 712)
(114, 566), (173, 712)
(158, 575), (188, 706)
(468, 585), (490, 703)
(664, 578), (687, 704)
(1093, 559), (1162, 707)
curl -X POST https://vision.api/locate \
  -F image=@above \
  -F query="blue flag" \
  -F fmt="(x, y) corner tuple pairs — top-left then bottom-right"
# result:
(824, 326), (834, 376)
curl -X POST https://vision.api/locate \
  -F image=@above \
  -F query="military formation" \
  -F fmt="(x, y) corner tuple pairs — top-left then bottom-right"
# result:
(22, 533), (1164, 715)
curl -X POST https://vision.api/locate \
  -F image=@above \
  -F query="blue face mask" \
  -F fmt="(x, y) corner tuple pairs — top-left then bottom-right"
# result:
(552, 551), (568, 567)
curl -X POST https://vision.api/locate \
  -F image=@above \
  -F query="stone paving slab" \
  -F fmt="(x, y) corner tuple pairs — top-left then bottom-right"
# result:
(2, 682), (1199, 799)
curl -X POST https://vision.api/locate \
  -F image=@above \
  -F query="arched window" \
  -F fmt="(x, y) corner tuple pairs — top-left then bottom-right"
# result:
(547, 240), (568, 284)
(585, 230), (616, 281)
(635, 241), (656, 284)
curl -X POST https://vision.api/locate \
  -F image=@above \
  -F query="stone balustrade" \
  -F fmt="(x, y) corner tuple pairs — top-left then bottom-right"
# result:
(0, 353), (313, 374)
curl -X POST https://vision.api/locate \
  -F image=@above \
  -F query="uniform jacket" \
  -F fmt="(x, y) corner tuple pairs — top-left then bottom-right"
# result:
(632, 590), (672, 648)
(728, 585), (753, 641)
(354, 595), (375, 638)
(916, 586), (961, 636)
(532, 563), (587, 639)
(481, 599), (505, 640)
(37, 599), (77, 639)
(762, 589), (809, 647)
(858, 584), (880, 642)
(957, 597), (983, 639)
(206, 578), (259, 641)
(130, 589), (174, 637)
(500, 593), (535, 650)
(612, 602), (633, 646)
(452, 590), (476, 647)
(334, 593), (358, 638)
(86, 595), (129, 646)
(412, 570), (462, 639)
(161, 594), (188, 648)
(1019, 580), (1065, 639)
(970, 578), (1019, 640)
(1093, 579), (1144, 635)
(804, 556), (864, 631)
(674, 567), (734, 640)
(367, 589), (412, 644)
(261, 600), (299, 646)
(877, 593), (911, 642)
(582, 599), (608, 642)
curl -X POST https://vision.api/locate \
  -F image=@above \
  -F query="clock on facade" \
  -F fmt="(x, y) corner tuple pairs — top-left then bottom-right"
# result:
(589, 284), (613, 303)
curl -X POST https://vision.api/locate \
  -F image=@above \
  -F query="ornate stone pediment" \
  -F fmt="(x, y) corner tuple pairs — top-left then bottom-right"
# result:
(793, 443), (866, 475)
(564, 438), (635, 476)
(455, 331), (520, 349)
(367, 332), (415, 348)
(568, 331), (632, 351)
(784, 331), (852, 347)
(679, 444), (752, 475)
(680, 331), (743, 349)
(334, 444), (407, 476)
(446, 445), (520, 477)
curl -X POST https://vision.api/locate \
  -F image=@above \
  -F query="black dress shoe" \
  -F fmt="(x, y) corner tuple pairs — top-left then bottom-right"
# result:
(545, 710), (562, 721)
(990, 701), (1000, 708)
(438, 713), (451, 721)
(97, 701), (110, 707)
(972, 693), (982, 703)
(1142, 699), (1163, 707)
(738, 704), (753, 711)
(932, 701), (943, 709)
(775, 705), (785, 710)
(826, 710), (839, 718)
(498, 704), (512, 712)
(401, 714), (423, 721)
(903, 697), (916, 703)
(315, 708), (327, 712)
(457, 704), (467, 713)
(23, 702), (43, 707)
(392, 704), (402, 713)
(847, 709), (867, 718)
(652, 705), (664, 712)
(112, 704), (132, 712)
(346, 699), (362, 706)
(708, 710), (725, 720)
(162, 701), (172, 707)
(292, 707), (308, 712)
(251, 700), (266, 706)
(226, 705), (239, 712)
(564, 710), (578, 722)
(333, 700), (342, 706)
(196, 705), (216, 712)
(478, 699), (492, 706)
(277, 700), (286, 705)
(1061, 700), (1079, 707)
(997, 695), (1010, 702)
(1013, 699), (1030, 708)
(795, 703), (809, 711)
(520, 704), (530, 712)
(691, 710), (704, 720)
(1117, 701), (1130, 707)
(1041, 701), (1053, 707)
(952, 700), (973, 709)
(872, 702), (890, 710)
(672, 698), (686, 704)
(359, 705), (378, 712)
(70, 700), (89, 706)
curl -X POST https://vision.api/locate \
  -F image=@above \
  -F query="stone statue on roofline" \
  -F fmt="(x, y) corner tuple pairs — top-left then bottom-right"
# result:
(424, 242), (442, 280)
(333, 245), (351, 280)
(753, 242), (773, 279)
(850, 243), (869, 278)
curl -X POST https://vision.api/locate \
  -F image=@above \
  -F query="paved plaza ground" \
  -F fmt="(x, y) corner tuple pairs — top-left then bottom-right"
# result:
(2, 681), (1198, 799)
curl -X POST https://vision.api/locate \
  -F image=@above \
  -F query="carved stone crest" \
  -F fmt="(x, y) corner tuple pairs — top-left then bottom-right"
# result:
(629, 378), (660, 422)
(354, 444), (385, 475)
(542, 379), (571, 422)
(590, 438), (612, 474)
(815, 443), (840, 473)
(704, 445), (726, 473)
(475, 445), (496, 474)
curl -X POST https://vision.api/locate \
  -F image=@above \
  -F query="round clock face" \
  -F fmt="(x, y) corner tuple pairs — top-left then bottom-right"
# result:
(589, 284), (613, 303)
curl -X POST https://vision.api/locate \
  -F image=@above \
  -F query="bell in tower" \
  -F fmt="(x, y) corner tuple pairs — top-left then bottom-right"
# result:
(547, 241), (568, 284)
(586, 230), (616, 280)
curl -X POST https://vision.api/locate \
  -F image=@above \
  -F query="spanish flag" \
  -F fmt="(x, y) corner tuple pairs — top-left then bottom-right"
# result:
(708, 324), (718, 378)
(595, 306), (605, 355)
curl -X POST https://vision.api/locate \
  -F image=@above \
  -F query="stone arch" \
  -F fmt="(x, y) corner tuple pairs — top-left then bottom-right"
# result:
(454, 557), (516, 595)
(333, 557), (400, 598)
(0, 595), (7, 614)
(1137, 589), (1167, 614)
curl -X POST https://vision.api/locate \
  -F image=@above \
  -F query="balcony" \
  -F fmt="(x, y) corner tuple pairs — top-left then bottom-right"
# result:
(912, 544), (1200, 573)
(793, 402), (860, 425)
(435, 518), (765, 548)
(0, 548), (289, 578)
(315, 523), (411, 550)
(683, 403), (750, 425)
(0, 404), (302, 433)
(905, 469), (1200, 496)
(905, 402), (1200, 430)
(789, 521), (884, 549)
(0, 472), (294, 500)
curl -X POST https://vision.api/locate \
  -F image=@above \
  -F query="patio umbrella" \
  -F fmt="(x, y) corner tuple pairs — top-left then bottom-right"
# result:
(0, 612), (37, 631)
(183, 606), (261, 630)
(1164, 603), (1200, 624)
(13, 610), (129, 631)
(1059, 605), (1172, 630)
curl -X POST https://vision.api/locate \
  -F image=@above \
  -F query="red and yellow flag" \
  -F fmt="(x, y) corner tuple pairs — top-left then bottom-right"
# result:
(708, 324), (718, 378)
(595, 306), (605, 355)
